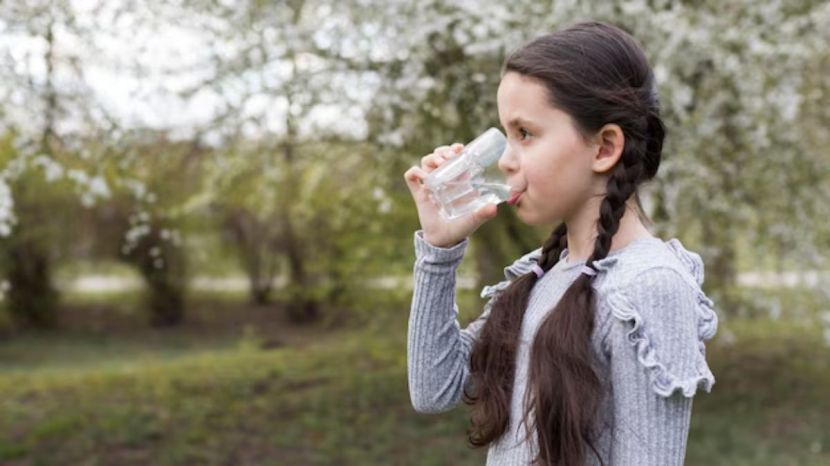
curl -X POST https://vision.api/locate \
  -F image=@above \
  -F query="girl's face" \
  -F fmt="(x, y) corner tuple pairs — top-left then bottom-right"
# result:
(497, 72), (600, 226)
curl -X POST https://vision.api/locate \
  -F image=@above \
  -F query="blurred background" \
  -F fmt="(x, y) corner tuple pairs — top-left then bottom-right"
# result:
(0, 0), (828, 465)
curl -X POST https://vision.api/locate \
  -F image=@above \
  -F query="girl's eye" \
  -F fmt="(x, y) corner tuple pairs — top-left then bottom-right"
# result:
(518, 128), (531, 140)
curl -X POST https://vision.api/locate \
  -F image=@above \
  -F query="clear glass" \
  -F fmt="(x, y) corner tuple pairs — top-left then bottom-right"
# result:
(424, 127), (511, 220)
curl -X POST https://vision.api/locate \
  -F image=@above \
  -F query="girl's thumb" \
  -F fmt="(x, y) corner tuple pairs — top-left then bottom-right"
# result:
(474, 203), (498, 223)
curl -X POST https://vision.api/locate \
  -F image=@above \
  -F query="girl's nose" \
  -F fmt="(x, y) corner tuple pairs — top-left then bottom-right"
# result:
(498, 145), (518, 175)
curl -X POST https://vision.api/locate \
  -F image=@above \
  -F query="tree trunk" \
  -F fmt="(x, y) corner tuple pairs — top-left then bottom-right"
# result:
(280, 210), (319, 323)
(221, 207), (278, 306)
(2, 20), (62, 329)
(279, 99), (319, 324)
(701, 212), (738, 317)
(122, 225), (187, 327)
(4, 238), (59, 328)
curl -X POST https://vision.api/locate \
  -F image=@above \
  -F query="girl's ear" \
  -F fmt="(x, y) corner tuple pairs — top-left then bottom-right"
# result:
(590, 124), (625, 174)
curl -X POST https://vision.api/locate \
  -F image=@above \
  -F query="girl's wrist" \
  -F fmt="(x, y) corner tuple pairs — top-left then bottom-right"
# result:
(424, 235), (463, 249)
(417, 230), (466, 249)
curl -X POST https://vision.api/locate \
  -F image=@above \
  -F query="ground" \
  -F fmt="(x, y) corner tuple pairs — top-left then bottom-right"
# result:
(0, 288), (828, 465)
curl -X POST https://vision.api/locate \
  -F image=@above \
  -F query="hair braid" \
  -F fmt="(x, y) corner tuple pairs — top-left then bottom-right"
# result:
(465, 223), (568, 445)
(537, 222), (568, 271)
(588, 146), (646, 268)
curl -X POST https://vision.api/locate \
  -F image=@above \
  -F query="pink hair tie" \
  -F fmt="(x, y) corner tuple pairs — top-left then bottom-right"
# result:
(581, 265), (597, 276)
(531, 264), (545, 278)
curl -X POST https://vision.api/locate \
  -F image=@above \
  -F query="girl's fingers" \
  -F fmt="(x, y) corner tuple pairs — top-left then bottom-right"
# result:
(422, 151), (449, 170)
(404, 166), (428, 194)
(421, 154), (440, 170)
(419, 143), (465, 172)
(438, 144), (463, 163)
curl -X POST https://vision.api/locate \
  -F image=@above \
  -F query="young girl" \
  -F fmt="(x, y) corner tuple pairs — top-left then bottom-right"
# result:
(403, 21), (718, 466)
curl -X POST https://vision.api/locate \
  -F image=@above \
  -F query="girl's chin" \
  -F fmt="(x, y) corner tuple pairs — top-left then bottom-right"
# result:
(517, 203), (558, 227)
(515, 204), (539, 225)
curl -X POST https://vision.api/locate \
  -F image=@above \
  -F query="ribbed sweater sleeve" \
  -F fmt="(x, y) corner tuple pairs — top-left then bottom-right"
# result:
(407, 229), (491, 414)
(605, 267), (708, 465)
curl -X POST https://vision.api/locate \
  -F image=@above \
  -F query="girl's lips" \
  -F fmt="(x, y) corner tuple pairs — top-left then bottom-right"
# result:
(507, 191), (523, 206)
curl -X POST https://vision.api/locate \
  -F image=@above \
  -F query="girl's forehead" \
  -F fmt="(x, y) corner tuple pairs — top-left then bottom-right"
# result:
(497, 73), (563, 125)
(497, 72), (547, 101)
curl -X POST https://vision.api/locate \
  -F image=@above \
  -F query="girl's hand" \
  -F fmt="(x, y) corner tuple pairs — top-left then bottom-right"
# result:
(403, 143), (498, 248)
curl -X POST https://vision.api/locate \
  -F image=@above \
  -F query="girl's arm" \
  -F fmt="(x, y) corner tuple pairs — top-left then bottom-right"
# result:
(407, 230), (495, 414)
(402, 143), (501, 414)
(604, 267), (716, 465)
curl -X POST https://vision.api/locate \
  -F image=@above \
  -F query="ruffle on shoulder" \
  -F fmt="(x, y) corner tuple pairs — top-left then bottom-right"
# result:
(480, 279), (511, 301)
(666, 238), (705, 286)
(504, 248), (543, 280)
(479, 246), (623, 301)
(606, 239), (718, 398)
(665, 239), (718, 341)
(607, 289), (716, 398)
(479, 248), (542, 300)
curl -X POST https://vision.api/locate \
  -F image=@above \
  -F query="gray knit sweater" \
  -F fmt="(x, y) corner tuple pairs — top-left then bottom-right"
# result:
(407, 230), (718, 465)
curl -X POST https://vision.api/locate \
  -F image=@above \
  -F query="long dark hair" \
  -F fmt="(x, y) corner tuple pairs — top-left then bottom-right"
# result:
(462, 21), (665, 465)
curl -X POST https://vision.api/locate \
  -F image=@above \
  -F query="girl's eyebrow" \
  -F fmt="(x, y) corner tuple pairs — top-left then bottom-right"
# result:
(501, 117), (536, 129)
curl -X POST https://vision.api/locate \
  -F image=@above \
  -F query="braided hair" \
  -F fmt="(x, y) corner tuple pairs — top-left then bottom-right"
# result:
(462, 22), (664, 466)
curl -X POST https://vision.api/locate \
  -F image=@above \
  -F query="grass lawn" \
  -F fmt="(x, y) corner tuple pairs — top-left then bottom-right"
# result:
(0, 288), (828, 465)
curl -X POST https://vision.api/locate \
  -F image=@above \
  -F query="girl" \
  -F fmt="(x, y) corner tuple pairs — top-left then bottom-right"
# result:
(403, 21), (718, 466)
